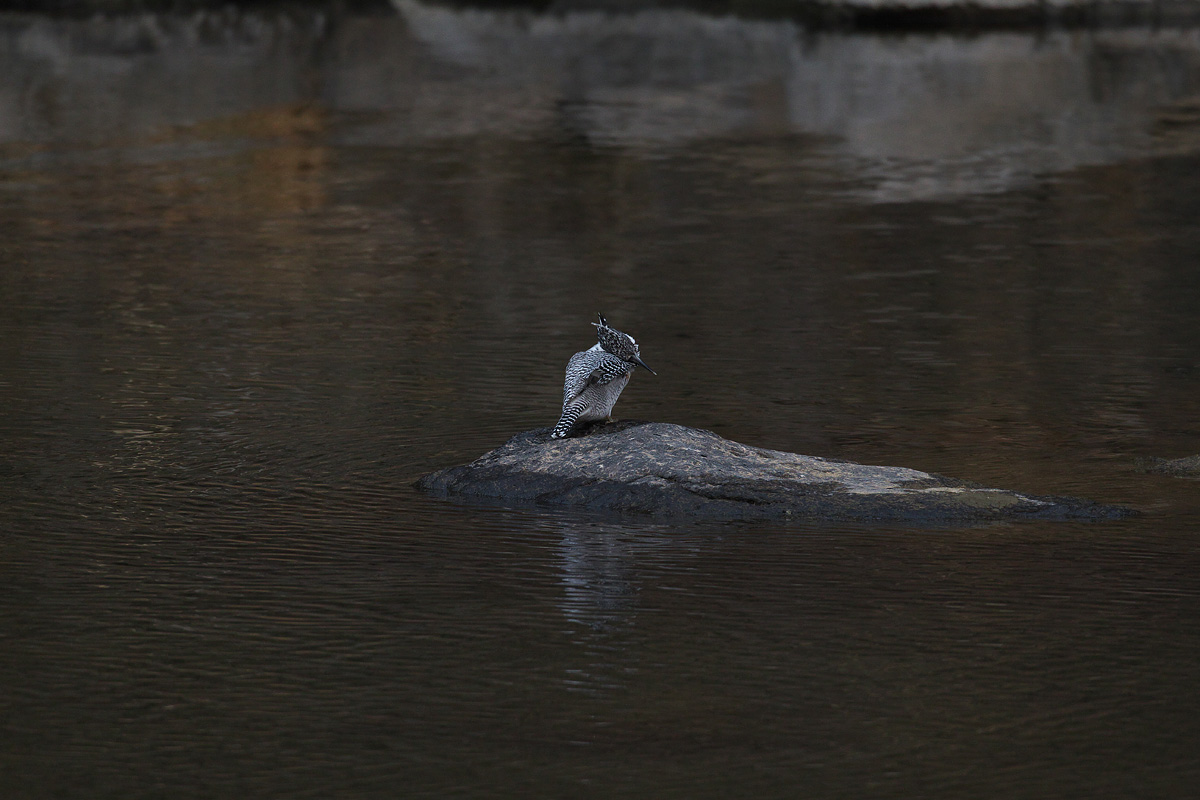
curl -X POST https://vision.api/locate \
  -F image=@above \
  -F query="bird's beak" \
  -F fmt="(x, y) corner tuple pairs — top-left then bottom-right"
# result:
(633, 355), (656, 375)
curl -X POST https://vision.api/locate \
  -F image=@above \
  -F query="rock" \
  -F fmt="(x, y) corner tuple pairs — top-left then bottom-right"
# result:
(1137, 455), (1200, 478)
(416, 421), (1132, 523)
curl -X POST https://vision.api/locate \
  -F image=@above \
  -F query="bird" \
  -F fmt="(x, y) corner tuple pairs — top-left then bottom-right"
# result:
(551, 313), (656, 439)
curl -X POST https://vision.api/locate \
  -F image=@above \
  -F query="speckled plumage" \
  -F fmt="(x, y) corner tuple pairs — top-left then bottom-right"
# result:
(551, 314), (655, 439)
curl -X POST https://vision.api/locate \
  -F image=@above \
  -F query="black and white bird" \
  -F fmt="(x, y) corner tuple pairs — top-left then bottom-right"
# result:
(551, 313), (656, 439)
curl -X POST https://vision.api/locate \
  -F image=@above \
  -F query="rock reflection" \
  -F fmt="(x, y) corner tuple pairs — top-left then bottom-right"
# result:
(3, 4), (1200, 201)
(0, 11), (323, 146)
(391, 1), (1200, 199)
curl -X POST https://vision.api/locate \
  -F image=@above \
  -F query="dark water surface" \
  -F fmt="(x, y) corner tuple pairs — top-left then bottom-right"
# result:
(3, 4), (1200, 798)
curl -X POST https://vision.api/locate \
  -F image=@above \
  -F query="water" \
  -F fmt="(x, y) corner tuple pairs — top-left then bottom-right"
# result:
(3, 4), (1200, 797)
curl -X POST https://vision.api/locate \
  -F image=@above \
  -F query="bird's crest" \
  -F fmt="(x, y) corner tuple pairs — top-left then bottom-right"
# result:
(592, 313), (655, 374)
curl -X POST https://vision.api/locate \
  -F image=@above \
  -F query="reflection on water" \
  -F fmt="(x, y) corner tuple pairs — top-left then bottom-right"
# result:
(2, 3), (1200, 798)
(4, 4), (1200, 200)
(558, 522), (643, 634)
(392, 1), (1200, 200)
(557, 523), (643, 697)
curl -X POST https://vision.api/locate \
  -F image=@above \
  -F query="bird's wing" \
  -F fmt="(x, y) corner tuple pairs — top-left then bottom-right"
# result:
(562, 351), (594, 406)
(562, 351), (629, 406)
(589, 354), (634, 386)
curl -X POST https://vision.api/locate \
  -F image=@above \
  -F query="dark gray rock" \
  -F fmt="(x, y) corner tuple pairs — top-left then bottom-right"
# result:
(416, 421), (1132, 524)
(1138, 455), (1200, 478)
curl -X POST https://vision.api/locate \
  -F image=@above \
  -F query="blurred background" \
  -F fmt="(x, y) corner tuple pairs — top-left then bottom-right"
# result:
(2, 1), (1200, 798)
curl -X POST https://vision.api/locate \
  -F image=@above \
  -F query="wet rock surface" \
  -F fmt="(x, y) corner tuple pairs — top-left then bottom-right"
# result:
(417, 421), (1132, 523)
